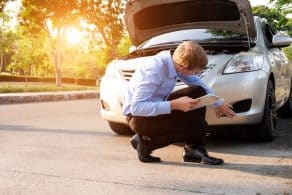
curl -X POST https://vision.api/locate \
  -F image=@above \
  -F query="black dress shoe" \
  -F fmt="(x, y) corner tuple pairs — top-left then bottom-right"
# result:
(132, 134), (161, 163)
(137, 142), (161, 163)
(183, 146), (224, 165)
(130, 134), (139, 149)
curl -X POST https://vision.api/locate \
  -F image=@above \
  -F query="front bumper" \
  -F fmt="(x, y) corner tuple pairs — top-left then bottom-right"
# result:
(100, 70), (268, 126)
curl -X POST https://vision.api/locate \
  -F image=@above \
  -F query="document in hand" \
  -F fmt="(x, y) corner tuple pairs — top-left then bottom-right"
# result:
(192, 94), (223, 110)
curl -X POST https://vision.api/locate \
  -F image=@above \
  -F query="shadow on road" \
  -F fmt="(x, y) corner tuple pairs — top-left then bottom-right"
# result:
(0, 125), (113, 137)
(159, 161), (292, 180)
(204, 118), (292, 157)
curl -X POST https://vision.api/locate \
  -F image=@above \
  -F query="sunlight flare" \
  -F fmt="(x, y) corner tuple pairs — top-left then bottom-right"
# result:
(66, 27), (83, 45)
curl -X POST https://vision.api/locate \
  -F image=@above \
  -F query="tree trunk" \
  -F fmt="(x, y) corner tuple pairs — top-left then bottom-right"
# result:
(98, 27), (116, 61)
(54, 26), (63, 87)
(54, 48), (62, 87)
(45, 23), (62, 87)
(110, 46), (117, 60)
(0, 55), (3, 72)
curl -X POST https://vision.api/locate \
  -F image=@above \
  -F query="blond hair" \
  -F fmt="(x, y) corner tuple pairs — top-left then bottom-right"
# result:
(172, 41), (208, 69)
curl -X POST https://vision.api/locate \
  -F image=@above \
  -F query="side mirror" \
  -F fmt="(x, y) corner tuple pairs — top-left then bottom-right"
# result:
(129, 46), (137, 53)
(272, 34), (292, 47)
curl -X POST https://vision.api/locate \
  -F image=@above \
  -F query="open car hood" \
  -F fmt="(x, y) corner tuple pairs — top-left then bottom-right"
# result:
(124, 0), (256, 46)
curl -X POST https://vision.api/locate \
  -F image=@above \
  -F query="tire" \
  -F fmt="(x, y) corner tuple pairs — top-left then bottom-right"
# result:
(108, 122), (134, 135)
(249, 80), (276, 142)
(277, 80), (292, 118)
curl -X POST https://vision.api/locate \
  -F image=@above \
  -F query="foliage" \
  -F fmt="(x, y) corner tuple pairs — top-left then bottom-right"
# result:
(269, 0), (292, 36)
(117, 34), (132, 57)
(0, 12), (16, 72)
(252, 5), (291, 35)
(19, 0), (127, 84)
(84, 33), (133, 79)
(20, 0), (81, 86)
(270, 0), (292, 13)
(95, 47), (109, 77)
(8, 26), (54, 76)
(81, 0), (125, 62)
(0, 0), (9, 12)
(62, 47), (98, 79)
(283, 45), (292, 62)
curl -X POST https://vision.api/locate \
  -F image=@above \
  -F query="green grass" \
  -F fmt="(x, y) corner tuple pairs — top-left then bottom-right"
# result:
(0, 82), (98, 93)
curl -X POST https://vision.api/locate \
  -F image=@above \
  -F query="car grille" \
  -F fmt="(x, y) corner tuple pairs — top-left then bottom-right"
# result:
(120, 70), (135, 81)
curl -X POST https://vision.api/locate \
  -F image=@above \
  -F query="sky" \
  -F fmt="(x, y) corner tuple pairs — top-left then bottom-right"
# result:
(249, 0), (271, 7)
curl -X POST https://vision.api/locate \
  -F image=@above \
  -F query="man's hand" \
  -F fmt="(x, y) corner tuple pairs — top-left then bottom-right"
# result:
(170, 96), (200, 112)
(215, 102), (236, 118)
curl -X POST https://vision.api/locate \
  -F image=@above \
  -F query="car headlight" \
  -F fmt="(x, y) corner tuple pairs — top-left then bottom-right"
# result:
(223, 53), (264, 74)
(104, 60), (121, 78)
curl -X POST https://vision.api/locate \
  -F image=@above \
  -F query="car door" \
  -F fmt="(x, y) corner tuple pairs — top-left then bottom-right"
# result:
(263, 24), (289, 105)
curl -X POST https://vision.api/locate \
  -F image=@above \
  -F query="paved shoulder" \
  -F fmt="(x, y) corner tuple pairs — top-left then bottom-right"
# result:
(0, 90), (99, 104)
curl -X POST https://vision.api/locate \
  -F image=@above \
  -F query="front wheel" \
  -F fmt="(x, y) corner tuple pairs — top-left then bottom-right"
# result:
(249, 80), (276, 142)
(108, 122), (134, 135)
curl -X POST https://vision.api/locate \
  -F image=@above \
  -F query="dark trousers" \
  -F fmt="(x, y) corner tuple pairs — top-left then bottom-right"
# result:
(127, 86), (208, 149)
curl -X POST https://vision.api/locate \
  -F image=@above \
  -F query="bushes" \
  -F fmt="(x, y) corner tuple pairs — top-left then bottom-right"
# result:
(26, 76), (43, 82)
(0, 75), (26, 82)
(0, 75), (97, 86)
(61, 77), (75, 83)
(283, 46), (292, 62)
(43, 77), (55, 83)
(75, 78), (96, 86)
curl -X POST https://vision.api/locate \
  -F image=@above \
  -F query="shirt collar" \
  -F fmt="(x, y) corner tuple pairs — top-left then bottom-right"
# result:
(165, 50), (178, 78)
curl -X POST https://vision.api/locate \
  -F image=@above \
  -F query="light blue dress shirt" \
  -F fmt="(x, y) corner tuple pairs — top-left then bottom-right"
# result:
(122, 50), (222, 117)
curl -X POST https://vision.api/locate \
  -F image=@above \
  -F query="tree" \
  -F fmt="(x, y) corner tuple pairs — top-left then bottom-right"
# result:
(0, 0), (9, 12)
(0, 12), (15, 72)
(81, 0), (125, 63)
(61, 46), (98, 79)
(270, 0), (292, 13)
(252, 5), (291, 35)
(269, 0), (291, 36)
(20, 0), (80, 86)
(8, 26), (54, 76)
(117, 34), (131, 57)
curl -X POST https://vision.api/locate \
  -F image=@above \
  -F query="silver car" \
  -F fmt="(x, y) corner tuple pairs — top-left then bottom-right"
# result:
(99, 0), (292, 141)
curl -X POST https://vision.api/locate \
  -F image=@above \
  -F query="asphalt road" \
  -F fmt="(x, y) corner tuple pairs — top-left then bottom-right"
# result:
(0, 99), (291, 195)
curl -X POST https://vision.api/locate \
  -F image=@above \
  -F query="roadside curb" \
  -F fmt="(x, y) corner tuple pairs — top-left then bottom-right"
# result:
(0, 90), (99, 104)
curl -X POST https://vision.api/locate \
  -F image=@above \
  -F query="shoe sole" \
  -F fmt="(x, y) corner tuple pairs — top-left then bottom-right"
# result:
(183, 157), (201, 163)
(139, 158), (161, 163)
(183, 157), (223, 165)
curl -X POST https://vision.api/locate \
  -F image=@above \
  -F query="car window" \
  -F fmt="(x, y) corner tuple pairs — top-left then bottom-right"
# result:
(140, 29), (247, 49)
(263, 24), (276, 48)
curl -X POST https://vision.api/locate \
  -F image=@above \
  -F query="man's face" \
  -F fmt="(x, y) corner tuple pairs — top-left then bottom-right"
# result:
(174, 61), (201, 76)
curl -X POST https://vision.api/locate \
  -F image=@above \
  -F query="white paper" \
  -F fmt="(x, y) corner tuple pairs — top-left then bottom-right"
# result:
(192, 94), (223, 110)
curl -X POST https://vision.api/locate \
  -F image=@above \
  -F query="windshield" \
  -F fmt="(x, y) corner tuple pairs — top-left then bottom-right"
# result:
(140, 29), (247, 49)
